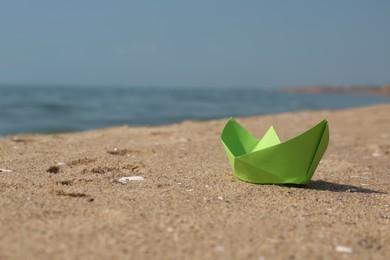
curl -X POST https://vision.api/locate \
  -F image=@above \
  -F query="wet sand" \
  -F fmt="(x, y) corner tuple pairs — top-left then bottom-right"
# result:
(0, 104), (389, 259)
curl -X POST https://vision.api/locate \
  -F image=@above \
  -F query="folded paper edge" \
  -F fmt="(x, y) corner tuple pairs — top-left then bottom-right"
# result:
(220, 118), (260, 156)
(301, 121), (329, 184)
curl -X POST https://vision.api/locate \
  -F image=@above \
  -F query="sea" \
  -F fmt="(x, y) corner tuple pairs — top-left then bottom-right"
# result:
(0, 85), (388, 136)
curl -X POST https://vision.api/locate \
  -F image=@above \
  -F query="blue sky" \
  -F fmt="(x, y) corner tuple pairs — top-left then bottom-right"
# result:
(0, 0), (389, 88)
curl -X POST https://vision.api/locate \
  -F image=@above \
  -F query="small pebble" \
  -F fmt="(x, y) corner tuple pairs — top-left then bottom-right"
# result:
(57, 162), (67, 166)
(217, 196), (224, 201)
(372, 152), (381, 157)
(0, 168), (13, 173)
(167, 227), (174, 232)
(335, 246), (352, 254)
(118, 176), (144, 184)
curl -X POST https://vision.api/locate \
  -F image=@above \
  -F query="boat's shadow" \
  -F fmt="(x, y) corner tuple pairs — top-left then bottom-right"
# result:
(286, 180), (386, 194)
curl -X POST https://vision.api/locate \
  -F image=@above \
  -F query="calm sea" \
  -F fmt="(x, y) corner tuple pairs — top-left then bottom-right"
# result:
(0, 86), (388, 135)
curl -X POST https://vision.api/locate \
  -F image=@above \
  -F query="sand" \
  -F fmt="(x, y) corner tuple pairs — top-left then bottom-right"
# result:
(0, 104), (389, 259)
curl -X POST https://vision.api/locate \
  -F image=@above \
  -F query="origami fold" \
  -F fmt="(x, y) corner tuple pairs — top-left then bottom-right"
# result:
(221, 119), (329, 184)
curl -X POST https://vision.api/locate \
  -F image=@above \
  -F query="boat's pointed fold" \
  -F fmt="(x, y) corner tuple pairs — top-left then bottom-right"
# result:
(220, 118), (329, 184)
(252, 126), (281, 152)
(221, 118), (259, 157)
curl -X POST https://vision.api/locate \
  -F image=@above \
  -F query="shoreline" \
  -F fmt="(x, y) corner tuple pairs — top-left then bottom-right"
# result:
(2, 101), (389, 138)
(1, 86), (389, 136)
(285, 84), (390, 97)
(1, 104), (389, 259)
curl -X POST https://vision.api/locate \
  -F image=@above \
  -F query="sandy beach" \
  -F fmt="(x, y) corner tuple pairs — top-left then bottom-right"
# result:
(0, 104), (389, 259)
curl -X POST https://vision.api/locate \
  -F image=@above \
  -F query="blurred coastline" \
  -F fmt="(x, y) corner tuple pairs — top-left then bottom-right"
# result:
(285, 84), (390, 97)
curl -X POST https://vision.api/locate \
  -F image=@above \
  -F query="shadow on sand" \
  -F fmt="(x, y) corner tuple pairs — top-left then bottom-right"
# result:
(280, 180), (385, 194)
(304, 180), (386, 194)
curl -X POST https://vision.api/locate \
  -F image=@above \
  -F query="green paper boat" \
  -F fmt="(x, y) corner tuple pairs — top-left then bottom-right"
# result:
(221, 119), (329, 184)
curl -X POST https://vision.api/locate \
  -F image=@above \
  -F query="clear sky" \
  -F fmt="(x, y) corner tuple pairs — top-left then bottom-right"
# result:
(1, 0), (389, 88)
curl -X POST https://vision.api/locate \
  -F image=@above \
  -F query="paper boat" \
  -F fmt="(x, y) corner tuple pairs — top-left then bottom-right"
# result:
(221, 119), (329, 184)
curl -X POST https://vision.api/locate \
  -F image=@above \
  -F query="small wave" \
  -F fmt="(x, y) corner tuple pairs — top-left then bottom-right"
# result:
(39, 103), (70, 112)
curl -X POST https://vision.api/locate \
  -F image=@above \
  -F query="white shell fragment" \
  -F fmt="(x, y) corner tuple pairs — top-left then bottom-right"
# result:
(335, 246), (353, 254)
(118, 176), (144, 184)
(0, 168), (13, 173)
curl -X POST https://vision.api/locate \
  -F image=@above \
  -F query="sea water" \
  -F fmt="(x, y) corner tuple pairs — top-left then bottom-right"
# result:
(0, 85), (388, 135)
